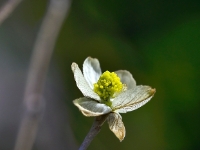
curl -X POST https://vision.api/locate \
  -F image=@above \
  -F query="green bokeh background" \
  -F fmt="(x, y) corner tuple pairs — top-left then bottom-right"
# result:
(1, 0), (200, 149)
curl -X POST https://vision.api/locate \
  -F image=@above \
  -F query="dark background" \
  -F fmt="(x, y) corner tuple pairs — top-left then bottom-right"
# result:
(0, 0), (199, 149)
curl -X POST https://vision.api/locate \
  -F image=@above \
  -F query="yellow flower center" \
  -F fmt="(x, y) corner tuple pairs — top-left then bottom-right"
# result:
(94, 71), (123, 105)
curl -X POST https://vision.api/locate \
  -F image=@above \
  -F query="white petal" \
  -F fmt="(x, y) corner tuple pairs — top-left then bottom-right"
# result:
(107, 113), (125, 141)
(71, 62), (101, 101)
(83, 57), (102, 89)
(115, 70), (136, 90)
(73, 97), (112, 117)
(112, 85), (156, 113)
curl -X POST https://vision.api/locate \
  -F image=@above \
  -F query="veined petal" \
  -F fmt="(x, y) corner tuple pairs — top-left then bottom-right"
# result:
(115, 70), (136, 90)
(71, 63), (101, 101)
(112, 85), (156, 113)
(73, 97), (112, 117)
(83, 57), (102, 89)
(107, 112), (125, 141)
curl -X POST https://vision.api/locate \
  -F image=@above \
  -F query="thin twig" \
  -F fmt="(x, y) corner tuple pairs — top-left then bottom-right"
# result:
(14, 0), (71, 150)
(79, 114), (109, 150)
(0, 0), (22, 25)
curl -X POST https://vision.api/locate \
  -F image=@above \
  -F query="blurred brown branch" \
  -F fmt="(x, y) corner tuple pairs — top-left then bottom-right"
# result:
(14, 0), (71, 150)
(0, 0), (22, 25)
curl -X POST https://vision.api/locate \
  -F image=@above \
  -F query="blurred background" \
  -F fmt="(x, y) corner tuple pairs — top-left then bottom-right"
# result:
(0, 0), (200, 149)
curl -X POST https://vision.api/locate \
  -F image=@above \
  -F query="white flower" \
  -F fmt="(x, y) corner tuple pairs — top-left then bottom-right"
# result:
(71, 57), (156, 141)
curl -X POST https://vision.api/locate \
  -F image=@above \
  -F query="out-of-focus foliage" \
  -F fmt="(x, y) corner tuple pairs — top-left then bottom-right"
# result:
(0, 0), (200, 149)
(59, 0), (200, 149)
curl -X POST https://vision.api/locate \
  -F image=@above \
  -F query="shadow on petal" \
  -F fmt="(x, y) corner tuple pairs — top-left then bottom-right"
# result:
(115, 70), (136, 90)
(73, 97), (112, 117)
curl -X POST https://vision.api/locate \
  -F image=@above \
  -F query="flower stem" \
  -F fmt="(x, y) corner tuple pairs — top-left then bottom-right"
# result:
(79, 114), (109, 150)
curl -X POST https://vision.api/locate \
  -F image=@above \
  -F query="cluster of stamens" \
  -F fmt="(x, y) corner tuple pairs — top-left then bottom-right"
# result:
(94, 71), (123, 105)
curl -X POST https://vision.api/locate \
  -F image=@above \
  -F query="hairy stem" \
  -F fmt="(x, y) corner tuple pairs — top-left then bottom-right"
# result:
(79, 114), (109, 150)
(14, 0), (71, 150)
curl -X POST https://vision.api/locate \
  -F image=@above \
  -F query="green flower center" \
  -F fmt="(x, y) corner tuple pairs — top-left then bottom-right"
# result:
(94, 71), (123, 106)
